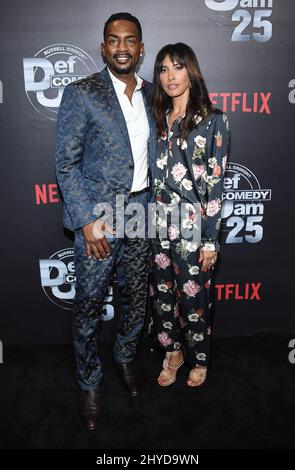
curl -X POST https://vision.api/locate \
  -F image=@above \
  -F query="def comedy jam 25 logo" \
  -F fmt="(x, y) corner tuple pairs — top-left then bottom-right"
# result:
(39, 248), (114, 317)
(23, 44), (97, 120)
(221, 162), (271, 244)
(203, 0), (273, 42)
(39, 249), (75, 309)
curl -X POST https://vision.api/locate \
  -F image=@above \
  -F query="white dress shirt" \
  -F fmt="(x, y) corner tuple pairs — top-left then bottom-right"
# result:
(108, 68), (150, 192)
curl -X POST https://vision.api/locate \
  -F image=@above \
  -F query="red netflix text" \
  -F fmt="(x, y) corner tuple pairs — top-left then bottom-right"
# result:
(215, 283), (262, 301)
(209, 92), (271, 114)
(35, 184), (60, 205)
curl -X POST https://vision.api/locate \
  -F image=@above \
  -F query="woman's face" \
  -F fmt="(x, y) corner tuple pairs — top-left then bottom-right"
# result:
(159, 55), (190, 100)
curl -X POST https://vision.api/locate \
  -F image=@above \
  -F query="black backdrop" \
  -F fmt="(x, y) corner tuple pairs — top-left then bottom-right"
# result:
(0, 0), (294, 346)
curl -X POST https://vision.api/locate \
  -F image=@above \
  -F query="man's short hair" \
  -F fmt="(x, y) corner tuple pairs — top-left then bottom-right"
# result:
(103, 12), (142, 41)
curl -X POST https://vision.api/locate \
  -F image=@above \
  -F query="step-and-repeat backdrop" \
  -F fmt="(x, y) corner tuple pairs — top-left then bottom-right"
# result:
(0, 0), (294, 346)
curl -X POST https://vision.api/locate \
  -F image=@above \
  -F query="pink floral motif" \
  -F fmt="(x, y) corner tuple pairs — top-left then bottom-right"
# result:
(183, 280), (201, 297)
(193, 164), (205, 179)
(206, 199), (221, 217)
(155, 252), (171, 270)
(171, 163), (187, 182)
(157, 332), (173, 347)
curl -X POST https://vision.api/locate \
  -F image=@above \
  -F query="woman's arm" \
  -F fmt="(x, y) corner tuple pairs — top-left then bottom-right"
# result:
(201, 112), (230, 252)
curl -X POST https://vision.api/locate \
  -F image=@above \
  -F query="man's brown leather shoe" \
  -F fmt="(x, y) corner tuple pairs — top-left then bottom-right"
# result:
(117, 363), (139, 398)
(80, 387), (101, 431)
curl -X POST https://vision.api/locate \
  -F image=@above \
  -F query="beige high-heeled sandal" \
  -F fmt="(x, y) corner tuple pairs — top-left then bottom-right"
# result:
(157, 350), (184, 386)
(187, 365), (207, 387)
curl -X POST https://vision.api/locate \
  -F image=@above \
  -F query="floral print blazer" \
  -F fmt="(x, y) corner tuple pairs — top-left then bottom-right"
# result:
(154, 109), (230, 252)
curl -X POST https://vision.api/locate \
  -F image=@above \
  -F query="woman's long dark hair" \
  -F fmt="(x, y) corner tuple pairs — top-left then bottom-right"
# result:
(151, 43), (213, 139)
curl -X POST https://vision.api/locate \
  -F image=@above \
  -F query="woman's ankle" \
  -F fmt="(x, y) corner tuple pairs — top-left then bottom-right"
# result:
(167, 350), (183, 367)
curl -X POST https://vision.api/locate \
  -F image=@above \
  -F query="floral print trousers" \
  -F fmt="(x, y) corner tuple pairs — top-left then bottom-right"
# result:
(151, 233), (212, 368)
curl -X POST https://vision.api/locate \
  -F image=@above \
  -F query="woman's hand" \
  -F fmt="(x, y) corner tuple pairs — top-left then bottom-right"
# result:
(199, 248), (217, 272)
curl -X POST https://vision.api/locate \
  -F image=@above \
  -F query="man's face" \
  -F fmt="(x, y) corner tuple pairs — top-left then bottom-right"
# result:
(101, 20), (144, 76)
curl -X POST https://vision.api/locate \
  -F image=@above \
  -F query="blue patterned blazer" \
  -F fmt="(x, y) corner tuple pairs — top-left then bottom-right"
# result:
(55, 67), (157, 231)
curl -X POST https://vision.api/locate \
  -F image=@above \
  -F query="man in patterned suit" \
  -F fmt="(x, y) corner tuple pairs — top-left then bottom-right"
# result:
(55, 12), (156, 430)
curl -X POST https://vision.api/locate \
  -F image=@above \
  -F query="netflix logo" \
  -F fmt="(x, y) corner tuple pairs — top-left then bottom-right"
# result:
(35, 184), (60, 205)
(209, 92), (271, 114)
(216, 282), (262, 301)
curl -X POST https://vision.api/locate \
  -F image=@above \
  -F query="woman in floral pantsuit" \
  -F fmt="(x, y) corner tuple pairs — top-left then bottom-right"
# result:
(151, 43), (230, 387)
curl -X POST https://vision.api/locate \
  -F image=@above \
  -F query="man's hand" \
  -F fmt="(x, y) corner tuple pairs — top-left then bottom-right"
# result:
(82, 219), (115, 260)
(199, 248), (217, 272)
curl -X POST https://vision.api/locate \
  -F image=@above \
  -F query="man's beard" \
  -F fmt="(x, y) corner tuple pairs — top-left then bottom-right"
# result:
(111, 54), (134, 75)
(113, 65), (133, 75)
